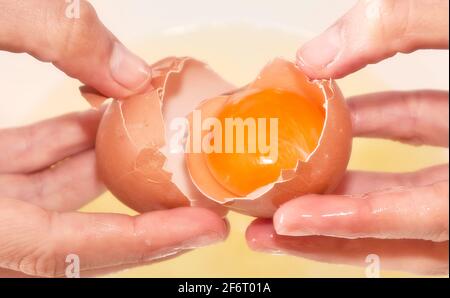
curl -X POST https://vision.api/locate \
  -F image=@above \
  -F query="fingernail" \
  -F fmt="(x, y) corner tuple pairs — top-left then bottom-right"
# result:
(249, 236), (286, 255)
(181, 232), (225, 249)
(274, 197), (358, 237)
(110, 42), (151, 91)
(274, 211), (316, 237)
(297, 24), (342, 71)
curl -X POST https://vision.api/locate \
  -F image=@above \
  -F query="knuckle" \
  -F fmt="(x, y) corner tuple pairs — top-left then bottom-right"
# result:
(358, 193), (376, 226)
(16, 212), (63, 277)
(30, 172), (47, 204)
(132, 216), (154, 263)
(404, 91), (422, 143)
(396, 91), (426, 145)
(18, 249), (59, 277)
(0, 203), (64, 277)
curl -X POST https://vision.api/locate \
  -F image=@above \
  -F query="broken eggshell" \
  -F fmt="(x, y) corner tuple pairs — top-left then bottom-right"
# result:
(186, 58), (352, 217)
(81, 57), (352, 218)
(81, 57), (234, 216)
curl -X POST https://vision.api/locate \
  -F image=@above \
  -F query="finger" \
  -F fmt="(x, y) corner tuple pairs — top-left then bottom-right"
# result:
(78, 251), (190, 277)
(247, 219), (449, 275)
(273, 181), (449, 242)
(296, 0), (449, 79)
(349, 90), (449, 147)
(0, 150), (104, 212)
(0, 109), (102, 174)
(1, 250), (190, 278)
(0, 199), (228, 277)
(0, 0), (151, 98)
(335, 164), (449, 195)
(0, 240), (191, 278)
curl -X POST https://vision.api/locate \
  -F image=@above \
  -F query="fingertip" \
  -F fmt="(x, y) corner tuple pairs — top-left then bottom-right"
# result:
(175, 207), (229, 240)
(77, 43), (153, 100)
(295, 24), (342, 79)
(273, 195), (322, 236)
(245, 218), (274, 251)
(50, 2), (151, 100)
(273, 205), (289, 236)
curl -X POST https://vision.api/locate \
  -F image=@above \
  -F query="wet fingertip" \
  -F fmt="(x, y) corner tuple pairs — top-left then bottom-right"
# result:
(245, 219), (287, 255)
(189, 207), (230, 240)
(245, 219), (273, 246)
(273, 208), (289, 236)
(302, 24), (341, 66)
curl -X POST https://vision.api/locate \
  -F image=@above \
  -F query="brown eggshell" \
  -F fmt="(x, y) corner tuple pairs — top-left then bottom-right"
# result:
(186, 58), (352, 218)
(81, 57), (233, 215)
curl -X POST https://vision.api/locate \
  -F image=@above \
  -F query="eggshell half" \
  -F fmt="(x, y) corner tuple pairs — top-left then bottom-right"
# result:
(185, 58), (352, 218)
(81, 57), (234, 215)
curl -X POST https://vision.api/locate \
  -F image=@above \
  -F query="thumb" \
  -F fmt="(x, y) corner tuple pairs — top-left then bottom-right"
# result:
(0, 0), (151, 98)
(0, 198), (228, 277)
(296, 0), (449, 79)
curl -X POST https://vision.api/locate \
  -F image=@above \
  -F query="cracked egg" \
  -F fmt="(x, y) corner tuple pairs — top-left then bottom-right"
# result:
(81, 57), (352, 218)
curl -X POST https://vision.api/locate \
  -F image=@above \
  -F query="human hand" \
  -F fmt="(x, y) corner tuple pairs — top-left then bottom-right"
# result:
(0, 0), (228, 277)
(246, 0), (449, 275)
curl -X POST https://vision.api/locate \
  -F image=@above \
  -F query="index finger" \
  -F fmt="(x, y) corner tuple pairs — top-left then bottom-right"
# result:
(273, 180), (449, 242)
(349, 90), (449, 147)
(296, 0), (449, 79)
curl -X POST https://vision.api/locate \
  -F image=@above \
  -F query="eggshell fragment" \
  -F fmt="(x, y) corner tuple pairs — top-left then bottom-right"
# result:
(81, 57), (234, 215)
(185, 58), (352, 218)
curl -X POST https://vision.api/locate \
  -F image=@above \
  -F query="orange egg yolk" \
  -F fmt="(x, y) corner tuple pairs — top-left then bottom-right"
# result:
(204, 88), (325, 197)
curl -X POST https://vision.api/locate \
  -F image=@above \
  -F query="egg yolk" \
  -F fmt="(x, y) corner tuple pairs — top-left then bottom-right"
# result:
(205, 88), (325, 197)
